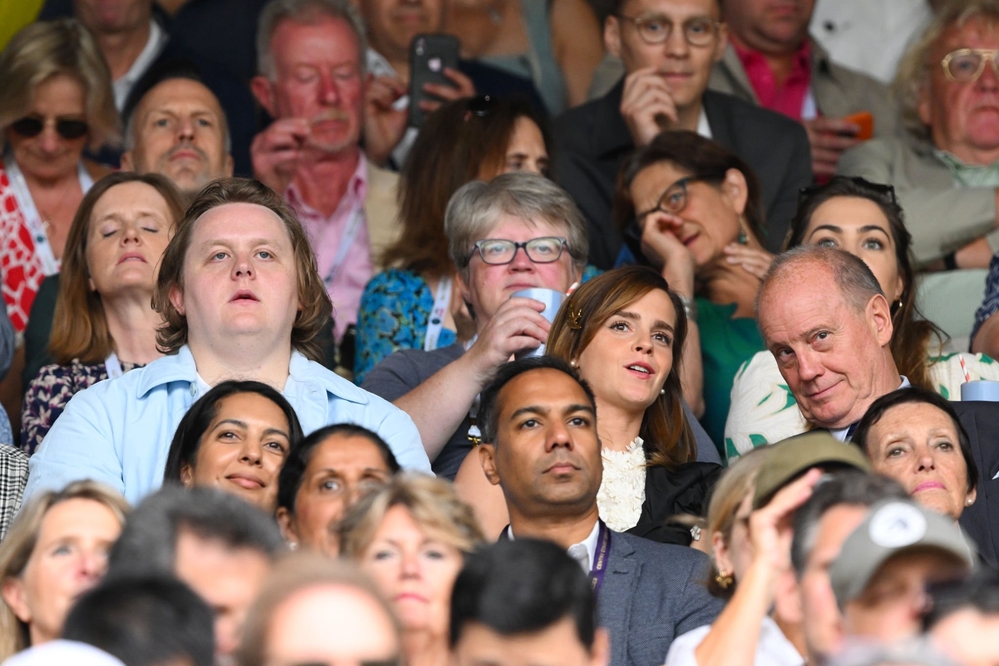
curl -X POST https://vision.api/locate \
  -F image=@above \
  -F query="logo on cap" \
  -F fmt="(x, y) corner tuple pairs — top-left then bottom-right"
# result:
(868, 502), (927, 548)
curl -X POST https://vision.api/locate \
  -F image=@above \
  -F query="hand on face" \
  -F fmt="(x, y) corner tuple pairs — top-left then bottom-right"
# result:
(250, 117), (310, 194)
(620, 67), (680, 148)
(639, 211), (696, 294)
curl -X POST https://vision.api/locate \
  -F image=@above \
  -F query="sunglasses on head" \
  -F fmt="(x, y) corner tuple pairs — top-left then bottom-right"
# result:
(9, 116), (89, 140)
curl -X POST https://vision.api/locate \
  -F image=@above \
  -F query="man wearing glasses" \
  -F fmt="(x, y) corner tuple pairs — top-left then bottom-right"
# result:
(553, 0), (811, 269)
(710, 0), (897, 179)
(839, 0), (999, 271)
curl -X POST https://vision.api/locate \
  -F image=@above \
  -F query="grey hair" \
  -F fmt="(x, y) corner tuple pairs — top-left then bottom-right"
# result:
(123, 77), (232, 154)
(256, 0), (368, 79)
(894, 0), (999, 141)
(105, 485), (285, 579)
(757, 246), (885, 318)
(790, 471), (908, 579)
(445, 172), (589, 281)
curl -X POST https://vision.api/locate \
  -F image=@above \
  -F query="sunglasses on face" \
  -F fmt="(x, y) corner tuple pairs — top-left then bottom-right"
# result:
(9, 115), (89, 140)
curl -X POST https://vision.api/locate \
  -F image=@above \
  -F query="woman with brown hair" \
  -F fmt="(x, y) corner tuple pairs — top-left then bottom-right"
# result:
(0, 480), (129, 661)
(354, 96), (553, 383)
(614, 131), (774, 453)
(21, 171), (184, 453)
(455, 266), (720, 541)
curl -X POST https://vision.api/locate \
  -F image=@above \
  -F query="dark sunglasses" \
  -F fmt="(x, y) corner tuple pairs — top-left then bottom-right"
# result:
(9, 116), (89, 140)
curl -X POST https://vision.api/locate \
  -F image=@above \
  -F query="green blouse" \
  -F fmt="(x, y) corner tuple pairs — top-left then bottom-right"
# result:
(696, 298), (765, 457)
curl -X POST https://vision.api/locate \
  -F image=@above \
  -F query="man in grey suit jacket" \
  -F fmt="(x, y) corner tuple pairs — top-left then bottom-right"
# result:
(838, 2), (999, 269)
(474, 356), (722, 666)
(710, 0), (897, 179)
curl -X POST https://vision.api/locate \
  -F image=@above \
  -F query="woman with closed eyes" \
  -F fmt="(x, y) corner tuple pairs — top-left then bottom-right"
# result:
(726, 176), (999, 458)
(163, 380), (304, 514)
(21, 172), (184, 454)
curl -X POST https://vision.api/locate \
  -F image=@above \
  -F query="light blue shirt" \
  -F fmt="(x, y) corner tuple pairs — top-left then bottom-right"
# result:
(25, 346), (430, 505)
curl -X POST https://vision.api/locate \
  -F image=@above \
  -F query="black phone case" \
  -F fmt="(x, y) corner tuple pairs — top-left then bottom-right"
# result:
(408, 34), (460, 128)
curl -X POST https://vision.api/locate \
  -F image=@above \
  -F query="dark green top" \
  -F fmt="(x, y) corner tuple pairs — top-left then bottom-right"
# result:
(696, 297), (765, 456)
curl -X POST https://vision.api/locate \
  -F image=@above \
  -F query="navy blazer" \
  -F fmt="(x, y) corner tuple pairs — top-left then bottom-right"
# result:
(599, 530), (723, 666)
(552, 81), (813, 269)
(953, 401), (999, 567)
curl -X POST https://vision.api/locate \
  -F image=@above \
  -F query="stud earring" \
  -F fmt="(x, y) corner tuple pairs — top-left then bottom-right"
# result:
(570, 359), (578, 368)
(967, 497), (975, 506)
(660, 388), (665, 395)
(715, 571), (733, 589)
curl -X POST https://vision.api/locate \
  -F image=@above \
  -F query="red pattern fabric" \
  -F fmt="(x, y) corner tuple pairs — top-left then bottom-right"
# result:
(0, 167), (44, 333)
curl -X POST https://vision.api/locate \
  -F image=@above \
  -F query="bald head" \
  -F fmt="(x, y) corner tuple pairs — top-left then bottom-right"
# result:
(757, 247), (900, 430)
(122, 77), (234, 196)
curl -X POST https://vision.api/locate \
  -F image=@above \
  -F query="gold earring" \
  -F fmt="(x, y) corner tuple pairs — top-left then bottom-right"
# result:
(715, 571), (733, 589)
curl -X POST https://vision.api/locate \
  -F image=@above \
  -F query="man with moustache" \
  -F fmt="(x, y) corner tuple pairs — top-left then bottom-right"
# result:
(251, 0), (401, 343)
(476, 356), (721, 666)
(553, 0), (811, 268)
(710, 0), (897, 178)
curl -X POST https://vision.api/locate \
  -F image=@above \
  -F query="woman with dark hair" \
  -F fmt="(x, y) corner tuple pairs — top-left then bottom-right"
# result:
(21, 171), (185, 453)
(164, 380), (304, 514)
(354, 96), (554, 383)
(276, 423), (400, 555)
(726, 177), (999, 456)
(455, 266), (720, 540)
(614, 130), (773, 452)
(852, 387), (978, 521)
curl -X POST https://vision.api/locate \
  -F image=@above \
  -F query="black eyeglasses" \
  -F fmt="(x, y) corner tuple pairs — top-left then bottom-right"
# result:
(798, 177), (897, 207)
(472, 237), (568, 265)
(635, 174), (717, 223)
(9, 115), (89, 140)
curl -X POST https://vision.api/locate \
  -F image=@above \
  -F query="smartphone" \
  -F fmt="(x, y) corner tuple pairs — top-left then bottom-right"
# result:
(842, 111), (874, 141)
(408, 33), (460, 128)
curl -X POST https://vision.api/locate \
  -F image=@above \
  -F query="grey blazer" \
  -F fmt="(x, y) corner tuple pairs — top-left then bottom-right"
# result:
(838, 135), (999, 265)
(598, 530), (723, 666)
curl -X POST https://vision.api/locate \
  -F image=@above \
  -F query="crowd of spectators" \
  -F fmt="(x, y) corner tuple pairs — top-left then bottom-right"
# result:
(1, 0), (999, 665)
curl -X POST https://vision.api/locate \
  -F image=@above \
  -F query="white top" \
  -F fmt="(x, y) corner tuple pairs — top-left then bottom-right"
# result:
(663, 616), (804, 666)
(507, 519), (601, 572)
(596, 437), (647, 532)
(809, 0), (932, 85)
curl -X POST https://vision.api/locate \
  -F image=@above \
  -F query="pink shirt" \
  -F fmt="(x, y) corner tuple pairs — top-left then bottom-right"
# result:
(286, 155), (373, 341)
(733, 40), (812, 122)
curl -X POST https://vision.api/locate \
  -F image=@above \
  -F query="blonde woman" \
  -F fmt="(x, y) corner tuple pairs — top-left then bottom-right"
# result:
(0, 480), (129, 661)
(339, 473), (484, 666)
